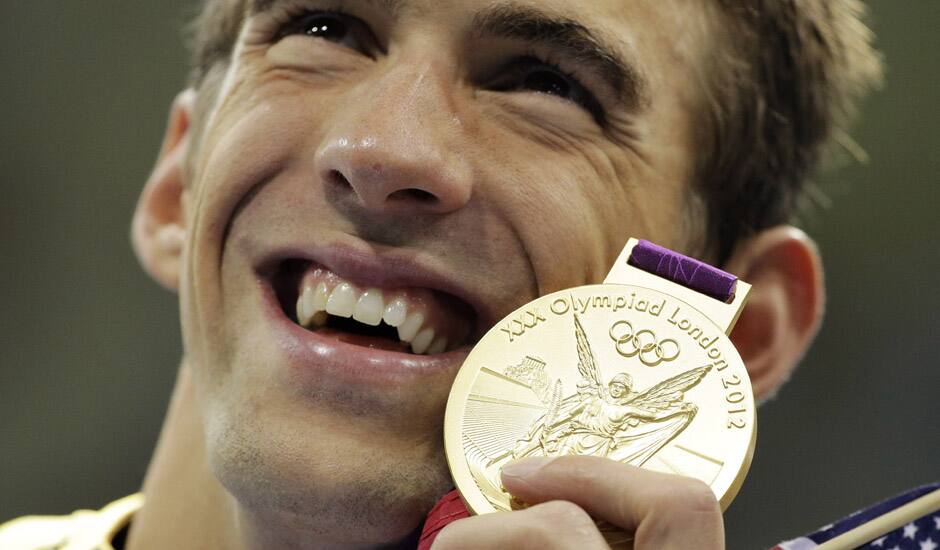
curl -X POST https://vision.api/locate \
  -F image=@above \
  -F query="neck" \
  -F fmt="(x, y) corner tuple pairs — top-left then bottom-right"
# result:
(126, 363), (242, 550)
(126, 364), (421, 550)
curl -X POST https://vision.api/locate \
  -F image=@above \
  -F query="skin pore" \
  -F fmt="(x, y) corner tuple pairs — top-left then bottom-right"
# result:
(128, 0), (824, 548)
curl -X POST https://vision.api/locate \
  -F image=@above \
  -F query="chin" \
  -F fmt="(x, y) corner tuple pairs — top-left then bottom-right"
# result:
(203, 396), (453, 545)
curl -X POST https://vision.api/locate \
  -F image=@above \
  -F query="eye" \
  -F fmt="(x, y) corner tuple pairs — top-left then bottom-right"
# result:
(491, 57), (605, 124)
(278, 10), (380, 57)
(522, 70), (571, 98)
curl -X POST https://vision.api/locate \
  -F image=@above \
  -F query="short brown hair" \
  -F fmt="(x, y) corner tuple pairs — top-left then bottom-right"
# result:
(697, 1), (883, 261)
(185, 0), (882, 262)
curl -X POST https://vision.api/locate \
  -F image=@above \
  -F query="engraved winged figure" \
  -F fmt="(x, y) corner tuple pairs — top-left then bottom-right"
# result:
(511, 315), (710, 466)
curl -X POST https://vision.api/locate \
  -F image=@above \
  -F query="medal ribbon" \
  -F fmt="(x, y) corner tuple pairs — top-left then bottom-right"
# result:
(418, 490), (470, 549)
(628, 240), (737, 302)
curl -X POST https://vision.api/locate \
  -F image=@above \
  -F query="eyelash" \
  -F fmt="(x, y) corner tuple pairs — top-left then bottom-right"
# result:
(493, 51), (607, 124)
(276, 6), (342, 36)
(270, 7), (607, 124)
(266, 2), (353, 39)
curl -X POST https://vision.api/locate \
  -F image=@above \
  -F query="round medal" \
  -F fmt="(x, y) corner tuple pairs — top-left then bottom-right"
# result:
(443, 239), (757, 532)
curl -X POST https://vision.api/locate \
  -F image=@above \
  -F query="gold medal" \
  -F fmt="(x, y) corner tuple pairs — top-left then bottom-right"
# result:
(444, 238), (756, 540)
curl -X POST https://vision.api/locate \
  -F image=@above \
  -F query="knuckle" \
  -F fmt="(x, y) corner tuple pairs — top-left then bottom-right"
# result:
(649, 477), (719, 516)
(535, 500), (595, 530)
(519, 501), (600, 550)
(637, 478), (723, 546)
(503, 517), (555, 550)
(678, 478), (721, 515)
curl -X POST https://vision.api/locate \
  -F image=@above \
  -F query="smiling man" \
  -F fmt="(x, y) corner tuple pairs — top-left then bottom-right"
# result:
(1, 0), (887, 549)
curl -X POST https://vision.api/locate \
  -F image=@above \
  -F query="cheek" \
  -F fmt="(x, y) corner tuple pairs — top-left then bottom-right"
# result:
(181, 88), (321, 363)
(476, 127), (641, 291)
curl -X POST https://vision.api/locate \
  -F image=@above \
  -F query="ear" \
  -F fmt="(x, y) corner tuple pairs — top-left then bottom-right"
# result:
(724, 226), (825, 400)
(131, 89), (196, 292)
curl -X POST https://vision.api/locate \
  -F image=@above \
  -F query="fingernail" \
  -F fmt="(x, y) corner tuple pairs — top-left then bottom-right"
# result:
(501, 457), (556, 479)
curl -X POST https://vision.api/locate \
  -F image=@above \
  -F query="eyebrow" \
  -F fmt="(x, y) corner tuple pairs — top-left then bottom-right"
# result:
(471, 3), (648, 111)
(249, 0), (647, 109)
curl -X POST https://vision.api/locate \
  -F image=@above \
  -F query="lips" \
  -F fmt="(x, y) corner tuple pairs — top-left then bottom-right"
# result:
(245, 237), (495, 390)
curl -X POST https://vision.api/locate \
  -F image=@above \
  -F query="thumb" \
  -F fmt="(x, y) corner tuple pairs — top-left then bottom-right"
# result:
(500, 455), (724, 549)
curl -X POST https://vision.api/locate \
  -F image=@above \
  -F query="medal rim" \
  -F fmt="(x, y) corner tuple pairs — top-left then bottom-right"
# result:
(444, 282), (757, 515)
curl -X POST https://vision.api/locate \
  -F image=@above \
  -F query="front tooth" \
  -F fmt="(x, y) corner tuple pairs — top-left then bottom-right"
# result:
(353, 289), (384, 326)
(326, 283), (358, 317)
(397, 312), (424, 342)
(383, 298), (408, 327)
(411, 327), (435, 354)
(427, 337), (447, 355)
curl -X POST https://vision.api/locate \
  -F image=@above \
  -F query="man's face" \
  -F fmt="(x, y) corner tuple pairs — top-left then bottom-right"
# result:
(609, 381), (628, 399)
(178, 0), (714, 542)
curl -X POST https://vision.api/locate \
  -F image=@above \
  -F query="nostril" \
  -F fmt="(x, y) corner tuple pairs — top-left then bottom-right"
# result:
(388, 188), (438, 203)
(324, 165), (442, 207)
(327, 169), (352, 189)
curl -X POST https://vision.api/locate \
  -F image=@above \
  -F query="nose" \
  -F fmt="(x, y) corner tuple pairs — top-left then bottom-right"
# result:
(315, 62), (473, 215)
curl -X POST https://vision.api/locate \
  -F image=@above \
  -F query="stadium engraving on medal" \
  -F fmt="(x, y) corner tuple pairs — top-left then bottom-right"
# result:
(445, 283), (756, 516)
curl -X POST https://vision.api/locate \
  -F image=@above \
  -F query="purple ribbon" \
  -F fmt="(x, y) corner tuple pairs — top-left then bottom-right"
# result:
(628, 240), (737, 302)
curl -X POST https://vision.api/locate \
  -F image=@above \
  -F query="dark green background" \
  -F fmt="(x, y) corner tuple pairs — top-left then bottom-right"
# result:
(1, 2), (937, 547)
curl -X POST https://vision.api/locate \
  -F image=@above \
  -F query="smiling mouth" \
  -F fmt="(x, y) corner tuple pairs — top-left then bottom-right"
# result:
(271, 260), (477, 355)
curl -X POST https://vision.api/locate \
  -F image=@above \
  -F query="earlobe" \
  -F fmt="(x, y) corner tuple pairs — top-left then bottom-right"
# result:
(724, 227), (825, 400)
(131, 89), (197, 292)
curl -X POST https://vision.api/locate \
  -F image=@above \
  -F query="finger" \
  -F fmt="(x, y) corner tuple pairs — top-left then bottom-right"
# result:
(432, 500), (609, 550)
(500, 456), (723, 550)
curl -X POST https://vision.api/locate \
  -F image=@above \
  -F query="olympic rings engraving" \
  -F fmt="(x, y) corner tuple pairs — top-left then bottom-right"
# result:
(608, 320), (680, 366)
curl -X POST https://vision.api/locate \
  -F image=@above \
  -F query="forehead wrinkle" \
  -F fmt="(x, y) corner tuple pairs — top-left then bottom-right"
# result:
(249, 0), (405, 17)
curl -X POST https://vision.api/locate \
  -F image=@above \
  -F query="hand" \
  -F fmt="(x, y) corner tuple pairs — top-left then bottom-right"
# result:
(432, 456), (723, 549)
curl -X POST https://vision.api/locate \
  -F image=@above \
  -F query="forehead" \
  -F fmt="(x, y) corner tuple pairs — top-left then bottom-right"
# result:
(249, 0), (665, 25)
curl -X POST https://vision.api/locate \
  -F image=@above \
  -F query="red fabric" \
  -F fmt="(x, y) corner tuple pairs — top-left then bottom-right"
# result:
(417, 490), (471, 550)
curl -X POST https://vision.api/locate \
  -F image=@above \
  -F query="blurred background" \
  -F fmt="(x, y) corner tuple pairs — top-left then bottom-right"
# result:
(0, 1), (937, 547)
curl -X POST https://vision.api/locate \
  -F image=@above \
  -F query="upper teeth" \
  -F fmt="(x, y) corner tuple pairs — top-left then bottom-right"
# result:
(296, 279), (449, 355)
